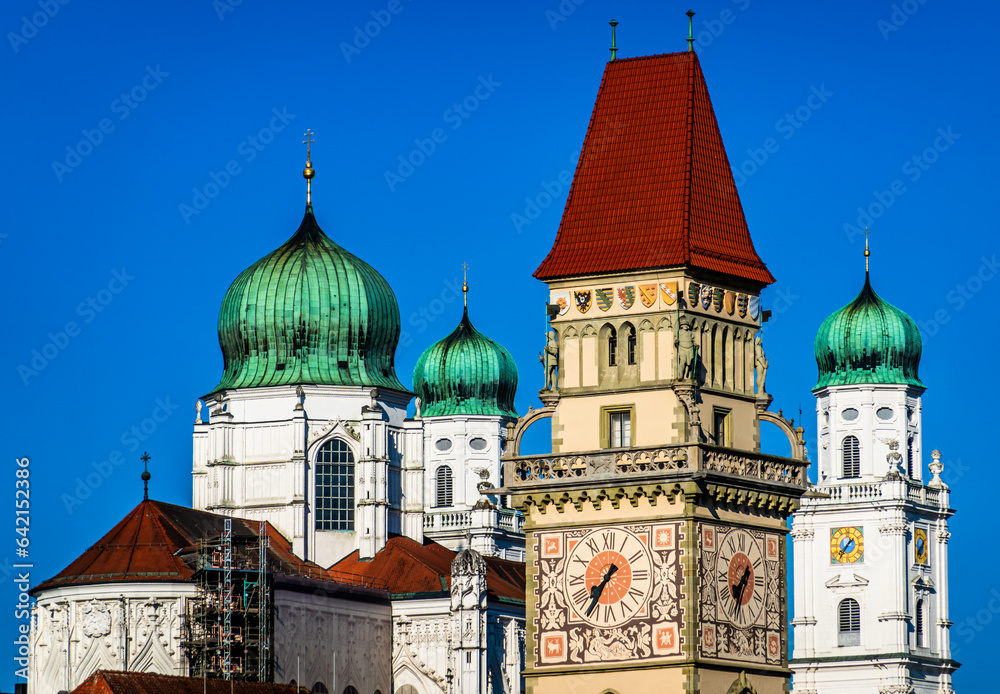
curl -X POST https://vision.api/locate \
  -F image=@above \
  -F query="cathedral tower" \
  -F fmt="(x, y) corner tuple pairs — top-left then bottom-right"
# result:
(503, 49), (809, 693)
(790, 264), (958, 693)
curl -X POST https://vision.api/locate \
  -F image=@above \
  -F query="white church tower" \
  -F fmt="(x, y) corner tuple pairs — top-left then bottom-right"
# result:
(192, 147), (421, 566)
(791, 255), (958, 693)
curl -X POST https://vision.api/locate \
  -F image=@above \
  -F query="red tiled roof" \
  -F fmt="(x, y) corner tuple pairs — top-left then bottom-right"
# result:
(534, 51), (774, 286)
(71, 669), (310, 694)
(331, 536), (525, 601)
(34, 500), (382, 593)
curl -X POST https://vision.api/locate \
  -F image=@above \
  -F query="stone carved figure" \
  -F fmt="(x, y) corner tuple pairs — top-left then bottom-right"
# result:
(543, 330), (559, 391)
(414, 396), (422, 419)
(754, 335), (769, 395)
(677, 317), (699, 380)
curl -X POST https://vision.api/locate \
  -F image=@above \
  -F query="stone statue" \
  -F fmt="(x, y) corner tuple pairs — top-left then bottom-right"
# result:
(754, 335), (769, 395)
(677, 317), (699, 380)
(543, 330), (559, 391)
(195, 400), (202, 424)
(414, 396), (422, 419)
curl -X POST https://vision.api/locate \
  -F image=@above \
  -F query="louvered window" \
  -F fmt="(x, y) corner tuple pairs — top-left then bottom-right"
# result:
(842, 436), (861, 479)
(435, 466), (454, 507)
(907, 436), (914, 477)
(916, 599), (925, 646)
(838, 598), (860, 646)
(315, 439), (354, 531)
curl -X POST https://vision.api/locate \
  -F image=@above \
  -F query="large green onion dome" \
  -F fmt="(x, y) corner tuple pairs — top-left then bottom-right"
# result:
(413, 307), (518, 418)
(813, 271), (923, 390)
(214, 205), (406, 392)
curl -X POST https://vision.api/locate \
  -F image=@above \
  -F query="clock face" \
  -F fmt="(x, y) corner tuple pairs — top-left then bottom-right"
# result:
(714, 528), (766, 629)
(830, 526), (864, 564)
(563, 527), (653, 628)
(915, 527), (928, 564)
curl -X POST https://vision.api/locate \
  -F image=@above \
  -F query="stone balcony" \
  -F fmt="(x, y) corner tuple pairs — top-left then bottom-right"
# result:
(502, 442), (810, 496)
(804, 477), (948, 509)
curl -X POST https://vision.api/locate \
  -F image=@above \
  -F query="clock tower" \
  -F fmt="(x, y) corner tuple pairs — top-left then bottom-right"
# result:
(790, 262), (959, 693)
(503, 48), (809, 693)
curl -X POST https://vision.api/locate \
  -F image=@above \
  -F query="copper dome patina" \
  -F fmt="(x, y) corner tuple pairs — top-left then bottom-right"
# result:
(813, 272), (924, 390)
(413, 308), (518, 418)
(214, 205), (405, 392)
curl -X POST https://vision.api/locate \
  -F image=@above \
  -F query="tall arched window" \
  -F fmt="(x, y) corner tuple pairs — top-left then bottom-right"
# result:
(916, 599), (925, 646)
(841, 435), (860, 479)
(316, 439), (355, 531)
(435, 466), (453, 507)
(907, 436), (914, 477)
(608, 327), (618, 367)
(626, 326), (636, 365)
(312, 684), (328, 694)
(838, 598), (860, 646)
(343, 686), (359, 694)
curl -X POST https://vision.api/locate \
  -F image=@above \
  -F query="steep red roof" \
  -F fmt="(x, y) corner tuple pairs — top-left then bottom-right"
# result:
(331, 536), (525, 601)
(34, 500), (383, 593)
(534, 51), (774, 286)
(71, 670), (309, 694)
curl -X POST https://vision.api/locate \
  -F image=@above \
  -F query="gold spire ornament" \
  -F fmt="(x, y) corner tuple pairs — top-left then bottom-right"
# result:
(863, 227), (871, 272)
(462, 261), (469, 307)
(302, 129), (316, 204)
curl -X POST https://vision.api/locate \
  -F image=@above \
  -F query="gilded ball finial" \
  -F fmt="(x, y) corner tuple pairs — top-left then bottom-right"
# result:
(302, 129), (316, 203)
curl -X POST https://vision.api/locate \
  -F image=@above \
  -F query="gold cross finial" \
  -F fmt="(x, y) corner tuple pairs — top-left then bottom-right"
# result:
(302, 129), (316, 205)
(863, 227), (871, 273)
(140, 452), (152, 500)
(462, 262), (469, 307)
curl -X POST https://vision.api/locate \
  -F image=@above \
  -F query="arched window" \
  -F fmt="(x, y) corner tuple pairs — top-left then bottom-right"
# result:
(916, 599), (925, 646)
(626, 326), (636, 365)
(841, 436), (860, 479)
(343, 687), (359, 694)
(316, 439), (355, 531)
(435, 466), (453, 507)
(608, 327), (618, 367)
(312, 684), (328, 694)
(838, 598), (860, 646)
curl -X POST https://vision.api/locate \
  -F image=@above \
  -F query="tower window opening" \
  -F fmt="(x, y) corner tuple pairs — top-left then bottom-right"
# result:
(435, 465), (454, 507)
(608, 328), (618, 367)
(609, 411), (631, 448)
(838, 598), (860, 646)
(315, 439), (355, 531)
(907, 436), (914, 477)
(713, 409), (731, 447)
(841, 435), (860, 479)
(916, 599), (925, 647)
(626, 327), (636, 365)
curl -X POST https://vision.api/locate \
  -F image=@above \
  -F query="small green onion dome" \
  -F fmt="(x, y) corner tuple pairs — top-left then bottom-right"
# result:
(413, 308), (519, 418)
(813, 272), (924, 390)
(214, 205), (405, 392)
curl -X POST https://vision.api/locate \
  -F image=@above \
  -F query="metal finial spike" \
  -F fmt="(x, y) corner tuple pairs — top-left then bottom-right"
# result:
(686, 10), (696, 52)
(302, 129), (316, 205)
(863, 227), (871, 273)
(609, 19), (619, 61)
(462, 261), (469, 308)
(140, 452), (152, 501)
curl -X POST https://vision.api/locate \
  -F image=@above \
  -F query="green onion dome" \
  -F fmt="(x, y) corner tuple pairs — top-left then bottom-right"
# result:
(214, 205), (405, 392)
(813, 272), (923, 390)
(413, 308), (518, 418)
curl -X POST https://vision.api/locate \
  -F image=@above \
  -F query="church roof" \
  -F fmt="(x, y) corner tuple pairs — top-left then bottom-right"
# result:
(534, 51), (774, 286)
(33, 500), (374, 594)
(331, 536), (525, 602)
(71, 670), (309, 694)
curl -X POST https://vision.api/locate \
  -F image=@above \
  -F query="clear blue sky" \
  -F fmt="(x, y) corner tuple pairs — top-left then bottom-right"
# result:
(2, 0), (996, 688)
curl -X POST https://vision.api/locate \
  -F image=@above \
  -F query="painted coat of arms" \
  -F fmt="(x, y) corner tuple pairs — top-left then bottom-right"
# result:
(723, 290), (736, 315)
(551, 291), (570, 316)
(617, 286), (636, 310)
(596, 288), (614, 311)
(687, 282), (700, 308)
(700, 285), (713, 310)
(748, 295), (760, 321)
(736, 293), (748, 317)
(574, 290), (592, 313)
(660, 282), (678, 305)
(712, 287), (724, 312)
(638, 284), (657, 308)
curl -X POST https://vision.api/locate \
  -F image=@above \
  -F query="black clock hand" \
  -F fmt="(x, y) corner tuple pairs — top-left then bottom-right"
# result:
(731, 567), (750, 619)
(585, 564), (619, 617)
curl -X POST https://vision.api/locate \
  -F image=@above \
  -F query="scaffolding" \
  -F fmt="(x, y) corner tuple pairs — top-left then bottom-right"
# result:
(183, 519), (273, 682)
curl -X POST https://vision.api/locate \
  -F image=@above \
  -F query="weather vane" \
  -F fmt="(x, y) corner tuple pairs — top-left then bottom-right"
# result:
(141, 452), (152, 501)
(303, 129), (316, 205)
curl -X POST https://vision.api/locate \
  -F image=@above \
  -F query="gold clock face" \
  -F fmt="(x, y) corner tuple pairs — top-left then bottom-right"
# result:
(715, 528), (766, 628)
(563, 527), (653, 628)
(915, 527), (928, 564)
(830, 526), (864, 564)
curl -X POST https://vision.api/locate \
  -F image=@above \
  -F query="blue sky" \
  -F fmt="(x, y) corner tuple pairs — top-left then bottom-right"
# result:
(2, 0), (996, 688)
